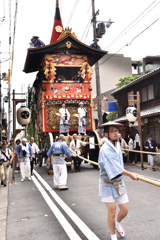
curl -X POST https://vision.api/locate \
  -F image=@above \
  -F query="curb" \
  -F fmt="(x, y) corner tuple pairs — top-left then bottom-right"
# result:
(0, 184), (8, 240)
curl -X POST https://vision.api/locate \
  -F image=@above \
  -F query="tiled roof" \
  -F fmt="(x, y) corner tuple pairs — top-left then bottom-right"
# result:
(112, 67), (160, 95)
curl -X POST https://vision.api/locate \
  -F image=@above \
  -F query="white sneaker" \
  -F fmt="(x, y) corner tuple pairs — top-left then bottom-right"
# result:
(20, 179), (25, 182)
(115, 223), (125, 237)
(28, 177), (32, 181)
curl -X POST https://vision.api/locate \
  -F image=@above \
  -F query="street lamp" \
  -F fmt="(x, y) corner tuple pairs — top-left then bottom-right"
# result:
(127, 92), (144, 170)
(126, 106), (137, 123)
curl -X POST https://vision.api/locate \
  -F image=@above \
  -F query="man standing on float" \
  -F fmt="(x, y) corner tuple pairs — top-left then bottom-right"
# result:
(78, 102), (87, 135)
(98, 121), (137, 240)
(59, 102), (70, 135)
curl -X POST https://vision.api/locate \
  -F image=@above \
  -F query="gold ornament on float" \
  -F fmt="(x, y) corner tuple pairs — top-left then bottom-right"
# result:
(55, 25), (63, 33)
(66, 41), (72, 48)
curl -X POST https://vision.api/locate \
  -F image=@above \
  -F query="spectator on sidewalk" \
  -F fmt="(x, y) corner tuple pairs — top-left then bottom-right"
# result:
(128, 134), (135, 165)
(14, 139), (21, 173)
(47, 134), (76, 190)
(144, 134), (158, 171)
(118, 133), (129, 163)
(134, 133), (140, 163)
(0, 142), (13, 187)
(15, 138), (33, 182)
(29, 137), (40, 176)
(8, 140), (13, 151)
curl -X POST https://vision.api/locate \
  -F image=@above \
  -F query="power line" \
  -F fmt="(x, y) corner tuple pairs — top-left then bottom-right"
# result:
(81, 15), (92, 41)
(87, 3), (92, 13)
(98, 44), (128, 67)
(122, 0), (160, 42)
(129, 17), (160, 45)
(104, 0), (159, 50)
(98, 15), (160, 67)
(66, 0), (79, 27)
(84, 23), (92, 43)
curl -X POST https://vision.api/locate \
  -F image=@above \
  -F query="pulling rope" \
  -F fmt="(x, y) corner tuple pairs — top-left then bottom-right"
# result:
(122, 148), (160, 155)
(137, 175), (160, 187)
(68, 146), (160, 187)
(68, 148), (99, 166)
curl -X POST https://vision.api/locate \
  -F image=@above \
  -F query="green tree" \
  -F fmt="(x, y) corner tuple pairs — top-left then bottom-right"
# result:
(106, 111), (117, 121)
(115, 75), (141, 89)
(25, 86), (38, 142)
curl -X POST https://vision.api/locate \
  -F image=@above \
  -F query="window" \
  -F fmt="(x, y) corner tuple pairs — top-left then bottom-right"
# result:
(141, 87), (147, 102)
(141, 84), (154, 102)
(147, 84), (154, 100)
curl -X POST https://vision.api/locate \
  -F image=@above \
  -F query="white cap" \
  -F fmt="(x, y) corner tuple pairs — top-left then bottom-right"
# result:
(22, 138), (27, 142)
(79, 102), (84, 105)
(73, 133), (77, 136)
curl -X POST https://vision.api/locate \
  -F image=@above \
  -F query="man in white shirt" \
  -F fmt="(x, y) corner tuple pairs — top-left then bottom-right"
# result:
(15, 138), (33, 182)
(0, 142), (13, 187)
(70, 133), (90, 172)
(29, 137), (40, 175)
(78, 102), (88, 135)
(59, 102), (70, 135)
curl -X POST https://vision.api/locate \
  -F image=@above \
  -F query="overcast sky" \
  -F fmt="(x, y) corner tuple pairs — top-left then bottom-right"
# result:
(1, 0), (160, 94)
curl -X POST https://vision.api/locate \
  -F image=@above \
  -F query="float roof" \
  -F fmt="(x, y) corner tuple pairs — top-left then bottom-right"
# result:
(23, 33), (108, 73)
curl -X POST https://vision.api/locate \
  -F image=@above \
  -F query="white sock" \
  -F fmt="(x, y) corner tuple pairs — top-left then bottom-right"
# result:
(111, 234), (117, 240)
(115, 220), (120, 230)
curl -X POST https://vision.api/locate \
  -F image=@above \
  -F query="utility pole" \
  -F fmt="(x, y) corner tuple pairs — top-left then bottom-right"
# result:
(91, 0), (103, 129)
(8, 0), (11, 141)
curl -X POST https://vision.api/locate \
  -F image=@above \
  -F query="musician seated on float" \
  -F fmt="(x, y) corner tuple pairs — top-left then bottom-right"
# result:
(33, 66), (46, 89)
(55, 74), (62, 83)
(76, 71), (83, 83)
(72, 74), (78, 82)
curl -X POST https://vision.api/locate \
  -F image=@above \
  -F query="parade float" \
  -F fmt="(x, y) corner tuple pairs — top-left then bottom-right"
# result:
(23, 0), (107, 169)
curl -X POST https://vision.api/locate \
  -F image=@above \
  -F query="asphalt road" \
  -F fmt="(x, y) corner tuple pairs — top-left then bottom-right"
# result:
(6, 162), (160, 240)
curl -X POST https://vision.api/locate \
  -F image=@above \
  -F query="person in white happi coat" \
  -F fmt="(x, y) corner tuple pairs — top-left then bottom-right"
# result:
(15, 138), (33, 181)
(98, 122), (137, 240)
(78, 102), (88, 135)
(59, 102), (70, 135)
(70, 133), (90, 172)
(47, 134), (76, 189)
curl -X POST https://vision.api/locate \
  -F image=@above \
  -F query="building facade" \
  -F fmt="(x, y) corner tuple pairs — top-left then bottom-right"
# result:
(112, 67), (160, 163)
(92, 53), (132, 96)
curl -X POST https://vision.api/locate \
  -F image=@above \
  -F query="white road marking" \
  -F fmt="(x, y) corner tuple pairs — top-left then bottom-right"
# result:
(32, 176), (82, 240)
(33, 170), (100, 240)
